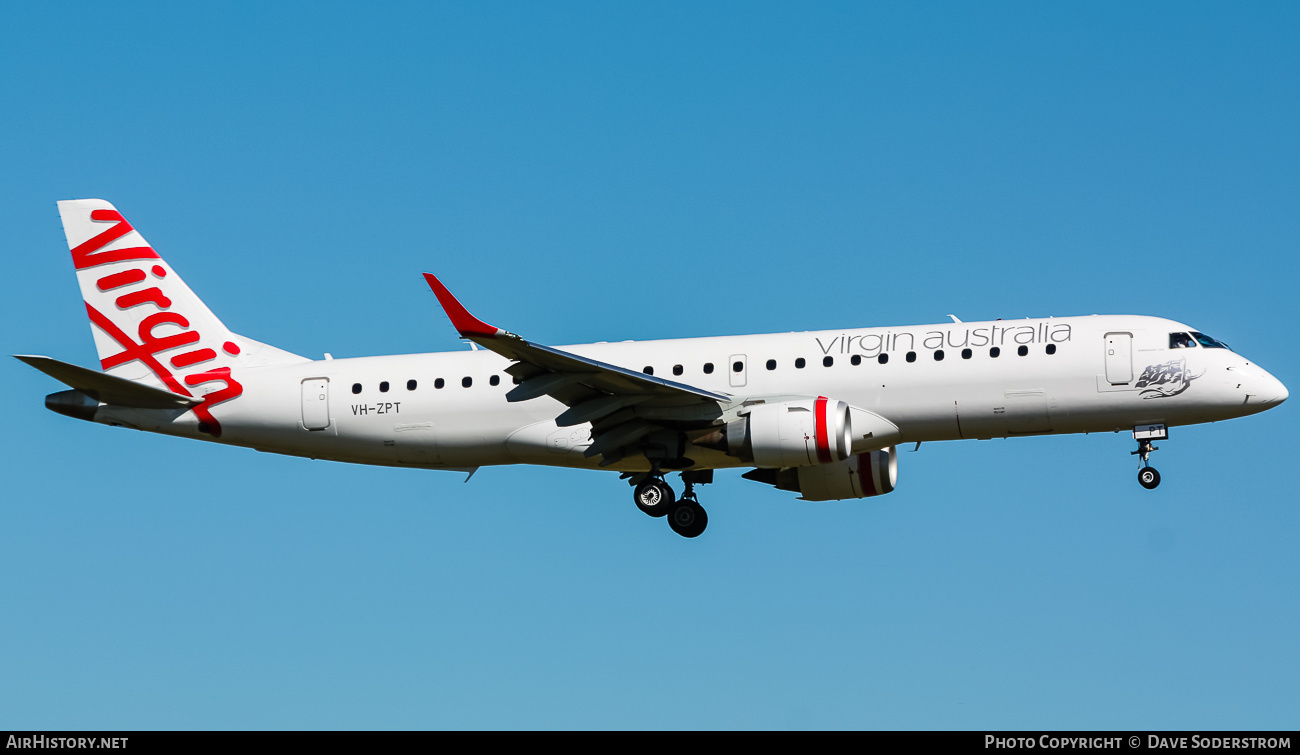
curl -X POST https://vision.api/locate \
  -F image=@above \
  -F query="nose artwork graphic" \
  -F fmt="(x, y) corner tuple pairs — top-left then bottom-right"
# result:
(1136, 359), (1202, 399)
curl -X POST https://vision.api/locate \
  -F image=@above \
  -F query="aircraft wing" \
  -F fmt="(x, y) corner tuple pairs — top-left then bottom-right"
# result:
(424, 273), (731, 465)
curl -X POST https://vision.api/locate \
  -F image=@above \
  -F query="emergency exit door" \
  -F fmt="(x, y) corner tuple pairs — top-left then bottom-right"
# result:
(1104, 333), (1133, 385)
(301, 378), (331, 430)
(729, 354), (747, 388)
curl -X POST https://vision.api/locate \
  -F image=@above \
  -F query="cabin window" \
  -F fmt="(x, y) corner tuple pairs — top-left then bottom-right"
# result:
(351, 383), (362, 394)
(673, 364), (683, 376)
(961, 348), (972, 359)
(490, 375), (500, 386)
(462, 376), (472, 388)
(851, 355), (862, 366)
(1046, 344), (1057, 355)
(1170, 332), (1197, 349)
(934, 350), (945, 361)
(379, 381), (390, 393)
(905, 352), (916, 363)
(643, 366), (654, 375)
(795, 358), (806, 369)
(1017, 345), (1028, 356)
(407, 379), (417, 390)
(435, 378), (445, 389)
(766, 359), (777, 370)
(823, 356), (834, 367)
(990, 347), (1000, 358)
(878, 353), (889, 365)
(703, 363), (714, 374)
(732, 361), (744, 373)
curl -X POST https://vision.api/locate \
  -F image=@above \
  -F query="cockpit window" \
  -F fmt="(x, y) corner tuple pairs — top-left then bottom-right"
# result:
(1191, 331), (1230, 350)
(1169, 332), (1197, 349)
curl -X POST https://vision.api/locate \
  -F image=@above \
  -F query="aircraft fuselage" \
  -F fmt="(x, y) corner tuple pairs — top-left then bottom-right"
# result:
(90, 314), (1285, 473)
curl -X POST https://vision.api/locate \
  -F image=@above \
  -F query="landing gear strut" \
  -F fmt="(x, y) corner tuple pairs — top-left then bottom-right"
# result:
(1131, 424), (1167, 490)
(627, 469), (710, 537)
(668, 475), (708, 538)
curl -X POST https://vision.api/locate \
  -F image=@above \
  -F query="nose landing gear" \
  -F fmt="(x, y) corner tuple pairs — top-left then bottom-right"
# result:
(1131, 424), (1167, 490)
(1136, 463), (1161, 490)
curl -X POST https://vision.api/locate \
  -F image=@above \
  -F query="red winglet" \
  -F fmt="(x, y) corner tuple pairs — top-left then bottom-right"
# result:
(423, 273), (501, 339)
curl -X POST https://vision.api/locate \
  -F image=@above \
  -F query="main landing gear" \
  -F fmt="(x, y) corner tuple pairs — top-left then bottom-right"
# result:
(629, 470), (710, 538)
(634, 477), (674, 517)
(1131, 424), (1167, 490)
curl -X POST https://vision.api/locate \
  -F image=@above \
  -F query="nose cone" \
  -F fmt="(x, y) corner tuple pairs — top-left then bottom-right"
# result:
(1264, 372), (1288, 405)
(1253, 368), (1288, 407)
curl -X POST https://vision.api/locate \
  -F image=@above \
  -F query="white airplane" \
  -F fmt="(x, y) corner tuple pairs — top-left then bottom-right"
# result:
(19, 200), (1289, 537)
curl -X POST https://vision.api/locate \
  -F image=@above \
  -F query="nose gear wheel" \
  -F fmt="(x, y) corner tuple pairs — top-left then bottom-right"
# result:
(1137, 466), (1161, 489)
(1131, 436), (1161, 490)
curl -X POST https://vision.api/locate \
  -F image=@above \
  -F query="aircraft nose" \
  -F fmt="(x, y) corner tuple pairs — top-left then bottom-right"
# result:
(1268, 375), (1287, 405)
(1258, 369), (1287, 406)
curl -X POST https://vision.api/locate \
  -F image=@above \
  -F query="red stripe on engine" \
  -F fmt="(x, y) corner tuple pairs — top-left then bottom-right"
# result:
(814, 396), (832, 464)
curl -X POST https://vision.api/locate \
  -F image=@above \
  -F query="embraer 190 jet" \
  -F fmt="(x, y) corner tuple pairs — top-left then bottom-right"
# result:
(18, 200), (1288, 537)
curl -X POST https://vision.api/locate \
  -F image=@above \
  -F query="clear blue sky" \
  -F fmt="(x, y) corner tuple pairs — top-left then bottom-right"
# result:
(3, 2), (1297, 729)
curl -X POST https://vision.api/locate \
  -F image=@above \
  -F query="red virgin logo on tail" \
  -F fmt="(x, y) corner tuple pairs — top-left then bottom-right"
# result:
(76, 209), (243, 437)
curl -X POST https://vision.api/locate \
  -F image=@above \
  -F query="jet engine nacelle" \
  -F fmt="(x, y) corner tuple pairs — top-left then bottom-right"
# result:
(741, 446), (899, 501)
(723, 397), (901, 468)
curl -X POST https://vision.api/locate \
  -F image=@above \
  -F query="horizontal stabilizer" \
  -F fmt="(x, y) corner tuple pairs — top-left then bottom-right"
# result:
(15, 355), (200, 409)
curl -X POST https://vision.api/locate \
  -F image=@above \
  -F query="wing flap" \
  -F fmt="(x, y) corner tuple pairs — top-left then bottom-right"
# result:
(555, 395), (653, 427)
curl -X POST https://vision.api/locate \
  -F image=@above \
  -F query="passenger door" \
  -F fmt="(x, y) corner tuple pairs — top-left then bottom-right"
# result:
(1104, 333), (1133, 384)
(301, 378), (331, 430)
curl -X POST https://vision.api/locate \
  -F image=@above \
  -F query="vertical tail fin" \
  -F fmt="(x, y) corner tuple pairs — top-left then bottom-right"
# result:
(58, 199), (306, 436)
